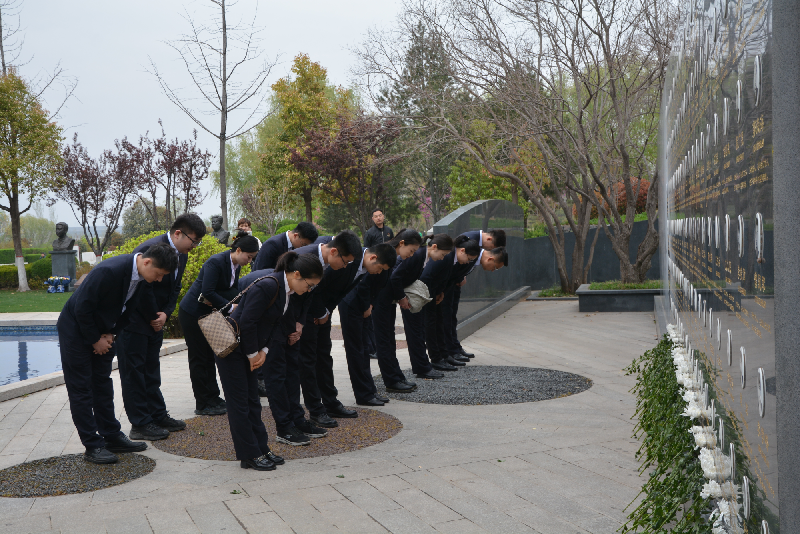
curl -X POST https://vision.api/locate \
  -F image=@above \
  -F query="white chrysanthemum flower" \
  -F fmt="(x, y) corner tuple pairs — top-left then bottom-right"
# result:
(701, 480), (723, 499)
(710, 499), (744, 533)
(700, 448), (732, 480)
(690, 426), (717, 449)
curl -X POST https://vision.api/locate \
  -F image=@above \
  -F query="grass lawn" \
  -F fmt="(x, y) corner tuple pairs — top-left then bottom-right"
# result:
(0, 289), (70, 313)
(589, 279), (662, 290)
(537, 285), (575, 298)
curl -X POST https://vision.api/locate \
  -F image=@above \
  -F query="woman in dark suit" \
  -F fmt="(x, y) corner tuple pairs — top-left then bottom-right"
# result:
(220, 251), (323, 471)
(179, 232), (259, 415)
(373, 232), (453, 390)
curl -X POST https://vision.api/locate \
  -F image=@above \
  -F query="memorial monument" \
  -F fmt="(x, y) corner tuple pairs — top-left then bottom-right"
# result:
(50, 222), (76, 291)
(657, 0), (798, 529)
(209, 215), (230, 245)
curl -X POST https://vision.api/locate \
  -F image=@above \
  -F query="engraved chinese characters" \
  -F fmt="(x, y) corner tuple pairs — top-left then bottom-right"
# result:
(661, 0), (776, 528)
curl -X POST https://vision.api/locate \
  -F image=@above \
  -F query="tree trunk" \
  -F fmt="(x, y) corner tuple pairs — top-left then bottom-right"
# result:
(302, 187), (313, 223)
(218, 0), (229, 229)
(10, 195), (29, 291)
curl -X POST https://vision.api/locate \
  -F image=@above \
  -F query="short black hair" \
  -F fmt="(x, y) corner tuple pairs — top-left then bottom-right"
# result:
(142, 242), (179, 272)
(371, 208), (384, 216)
(489, 246), (509, 267)
(171, 213), (207, 239)
(486, 229), (506, 247)
(293, 221), (319, 242)
(367, 243), (397, 269)
(330, 230), (362, 258)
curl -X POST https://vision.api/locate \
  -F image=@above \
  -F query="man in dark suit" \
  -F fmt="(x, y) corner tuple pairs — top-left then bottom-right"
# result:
(339, 244), (396, 406)
(290, 231), (363, 428)
(57, 243), (178, 464)
(117, 214), (206, 441)
(253, 222), (319, 271)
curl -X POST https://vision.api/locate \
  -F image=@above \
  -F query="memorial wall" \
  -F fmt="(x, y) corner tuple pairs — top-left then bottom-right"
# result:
(661, 0), (777, 530)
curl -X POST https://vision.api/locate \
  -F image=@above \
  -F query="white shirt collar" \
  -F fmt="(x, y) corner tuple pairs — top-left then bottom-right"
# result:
(468, 249), (485, 275)
(318, 244), (329, 270)
(453, 251), (458, 265)
(286, 231), (293, 250)
(131, 253), (141, 282)
(423, 250), (430, 269)
(478, 230), (483, 247)
(356, 248), (367, 277)
(166, 233), (179, 277)
(230, 253), (237, 286)
(283, 273), (293, 315)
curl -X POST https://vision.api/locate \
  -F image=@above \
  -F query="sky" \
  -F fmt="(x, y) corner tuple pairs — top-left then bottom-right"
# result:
(19, 0), (401, 229)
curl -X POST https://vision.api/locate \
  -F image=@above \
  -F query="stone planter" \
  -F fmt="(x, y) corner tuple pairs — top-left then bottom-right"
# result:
(576, 283), (659, 312)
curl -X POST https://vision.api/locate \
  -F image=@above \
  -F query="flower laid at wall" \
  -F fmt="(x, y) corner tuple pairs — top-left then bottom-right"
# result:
(700, 447), (733, 481)
(690, 426), (717, 449)
(710, 498), (743, 534)
(44, 276), (71, 293)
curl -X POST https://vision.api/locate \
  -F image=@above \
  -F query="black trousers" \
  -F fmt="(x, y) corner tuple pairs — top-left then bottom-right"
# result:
(297, 319), (340, 417)
(401, 306), (434, 375)
(444, 286), (463, 354)
(364, 314), (376, 354)
(215, 349), (270, 460)
(58, 325), (123, 449)
(423, 299), (448, 361)
(373, 298), (405, 386)
(264, 338), (305, 431)
(117, 329), (167, 427)
(179, 308), (222, 410)
(339, 300), (378, 403)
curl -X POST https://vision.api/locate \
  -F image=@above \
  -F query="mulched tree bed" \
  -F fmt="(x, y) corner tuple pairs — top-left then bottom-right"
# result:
(374, 365), (593, 405)
(0, 453), (155, 498)
(153, 407), (402, 461)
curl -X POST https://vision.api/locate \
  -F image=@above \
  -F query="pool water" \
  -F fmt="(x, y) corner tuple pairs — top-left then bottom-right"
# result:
(0, 335), (62, 386)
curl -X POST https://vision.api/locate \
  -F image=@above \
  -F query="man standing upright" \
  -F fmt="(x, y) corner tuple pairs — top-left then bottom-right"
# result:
(117, 214), (207, 441)
(363, 209), (393, 247)
(57, 243), (178, 464)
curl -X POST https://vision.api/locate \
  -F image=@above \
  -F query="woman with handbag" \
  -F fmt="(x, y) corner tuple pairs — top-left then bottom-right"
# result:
(179, 231), (259, 416)
(373, 231), (453, 392)
(217, 251), (323, 471)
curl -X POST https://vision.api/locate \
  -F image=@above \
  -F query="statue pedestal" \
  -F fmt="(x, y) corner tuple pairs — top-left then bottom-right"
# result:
(50, 250), (77, 291)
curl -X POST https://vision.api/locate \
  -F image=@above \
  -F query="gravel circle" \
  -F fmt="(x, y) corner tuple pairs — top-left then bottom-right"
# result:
(0, 453), (155, 498)
(375, 365), (592, 405)
(153, 407), (402, 461)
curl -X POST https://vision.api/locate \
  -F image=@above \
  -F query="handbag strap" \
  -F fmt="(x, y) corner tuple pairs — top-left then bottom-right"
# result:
(220, 275), (281, 313)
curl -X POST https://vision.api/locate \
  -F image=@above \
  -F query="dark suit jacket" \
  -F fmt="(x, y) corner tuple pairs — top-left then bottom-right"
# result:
(461, 230), (481, 244)
(420, 249), (456, 297)
(341, 268), (389, 315)
(253, 232), (290, 271)
(387, 246), (428, 301)
(124, 233), (188, 335)
(229, 272), (286, 356)
(58, 254), (144, 345)
(180, 250), (241, 317)
(238, 268), (274, 291)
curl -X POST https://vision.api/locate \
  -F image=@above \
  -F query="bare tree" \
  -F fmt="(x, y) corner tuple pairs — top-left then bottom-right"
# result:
(355, 0), (678, 291)
(149, 0), (277, 230)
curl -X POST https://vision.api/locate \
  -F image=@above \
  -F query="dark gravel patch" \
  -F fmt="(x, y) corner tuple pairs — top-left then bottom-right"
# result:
(153, 407), (402, 461)
(375, 365), (592, 405)
(0, 453), (155, 498)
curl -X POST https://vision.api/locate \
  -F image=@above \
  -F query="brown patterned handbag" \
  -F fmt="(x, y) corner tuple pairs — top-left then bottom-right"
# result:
(198, 275), (279, 358)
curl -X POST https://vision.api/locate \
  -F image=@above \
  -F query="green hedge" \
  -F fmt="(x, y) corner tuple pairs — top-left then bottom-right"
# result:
(30, 257), (52, 281)
(0, 264), (37, 289)
(275, 224), (295, 235)
(0, 248), (50, 264)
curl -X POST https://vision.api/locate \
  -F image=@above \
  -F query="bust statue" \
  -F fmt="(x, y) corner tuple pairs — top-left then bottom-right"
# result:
(210, 215), (230, 245)
(52, 222), (75, 251)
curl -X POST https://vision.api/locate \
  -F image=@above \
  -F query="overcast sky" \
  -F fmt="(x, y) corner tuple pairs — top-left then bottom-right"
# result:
(20, 0), (400, 228)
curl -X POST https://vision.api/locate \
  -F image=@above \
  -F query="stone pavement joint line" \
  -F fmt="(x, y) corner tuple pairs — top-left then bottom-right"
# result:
(0, 301), (657, 533)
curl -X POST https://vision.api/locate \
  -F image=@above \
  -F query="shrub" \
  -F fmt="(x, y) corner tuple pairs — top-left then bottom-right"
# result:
(275, 223), (295, 235)
(105, 230), (165, 258)
(30, 257), (52, 281)
(0, 264), (35, 289)
(0, 248), (50, 264)
(252, 231), (269, 244)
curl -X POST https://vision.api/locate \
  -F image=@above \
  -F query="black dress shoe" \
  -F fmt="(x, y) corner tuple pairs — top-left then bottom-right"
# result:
(446, 356), (466, 367)
(266, 450), (285, 465)
(386, 381), (416, 392)
(195, 404), (227, 416)
(357, 398), (385, 406)
(84, 447), (118, 464)
(328, 405), (358, 418)
(375, 395), (389, 403)
(431, 360), (458, 371)
(452, 354), (470, 363)
(241, 455), (276, 471)
(458, 348), (475, 358)
(257, 379), (269, 398)
(155, 414), (187, 432)
(130, 423), (169, 441)
(105, 434), (148, 453)
(402, 378), (417, 387)
(416, 370), (445, 379)
(310, 414), (339, 428)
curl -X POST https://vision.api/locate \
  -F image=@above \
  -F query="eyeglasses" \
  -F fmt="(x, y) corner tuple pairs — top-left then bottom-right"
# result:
(184, 233), (201, 247)
(302, 278), (317, 291)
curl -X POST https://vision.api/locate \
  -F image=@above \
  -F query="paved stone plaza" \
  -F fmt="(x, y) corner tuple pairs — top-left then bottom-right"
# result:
(0, 301), (658, 533)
